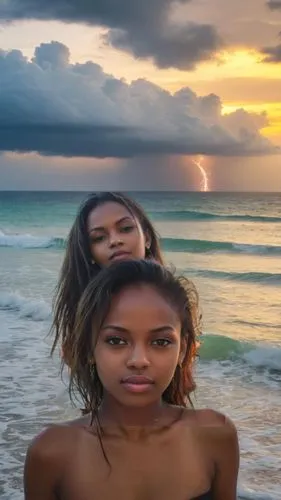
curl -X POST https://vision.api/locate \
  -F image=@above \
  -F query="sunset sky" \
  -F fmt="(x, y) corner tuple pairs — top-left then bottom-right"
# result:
(0, 0), (280, 191)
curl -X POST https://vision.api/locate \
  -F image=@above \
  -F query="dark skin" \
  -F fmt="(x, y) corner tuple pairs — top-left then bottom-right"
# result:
(61, 201), (151, 363)
(24, 286), (239, 500)
(87, 202), (151, 267)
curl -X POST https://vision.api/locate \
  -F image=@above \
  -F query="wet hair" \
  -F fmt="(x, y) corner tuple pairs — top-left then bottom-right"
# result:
(69, 259), (200, 416)
(50, 192), (164, 364)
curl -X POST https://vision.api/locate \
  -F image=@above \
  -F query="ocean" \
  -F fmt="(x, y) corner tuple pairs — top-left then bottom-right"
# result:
(0, 191), (280, 500)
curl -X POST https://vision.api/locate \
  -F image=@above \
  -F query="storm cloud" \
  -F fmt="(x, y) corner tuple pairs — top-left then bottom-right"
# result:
(267, 1), (281, 9)
(261, 2), (281, 62)
(0, 42), (276, 158)
(0, 0), (222, 70)
(261, 43), (281, 62)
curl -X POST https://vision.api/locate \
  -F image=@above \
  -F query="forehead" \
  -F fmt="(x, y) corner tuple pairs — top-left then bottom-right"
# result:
(88, 202), (135, 229)
(104, 284), (180, 327)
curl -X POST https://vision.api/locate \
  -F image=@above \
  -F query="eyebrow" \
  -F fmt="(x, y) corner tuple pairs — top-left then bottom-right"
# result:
(89, 216), (133, 234)
(101, 325), (176, 334)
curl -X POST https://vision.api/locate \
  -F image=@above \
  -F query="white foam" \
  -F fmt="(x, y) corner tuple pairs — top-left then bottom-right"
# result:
(0, 229), (56, 248)
(243, 345), (281, 371)
(238, 487), (280, 500)
(0, 291), (51, 322)
(233, 243), (281, 254)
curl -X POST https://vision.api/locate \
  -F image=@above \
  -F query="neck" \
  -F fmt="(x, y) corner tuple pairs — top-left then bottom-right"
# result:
(96, 395), (172, 440)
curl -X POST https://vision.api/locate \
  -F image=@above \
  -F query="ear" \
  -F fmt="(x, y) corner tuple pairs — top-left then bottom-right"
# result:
(145, 231), (152, 250)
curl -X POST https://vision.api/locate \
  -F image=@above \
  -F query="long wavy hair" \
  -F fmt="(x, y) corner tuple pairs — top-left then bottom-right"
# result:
(69, 259), (201, 415)
(50, 192), (164, 366)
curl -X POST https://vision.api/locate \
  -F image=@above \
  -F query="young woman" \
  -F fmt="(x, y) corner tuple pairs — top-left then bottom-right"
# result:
(26, 260), (239, 500)
(51, 192), (164, 367)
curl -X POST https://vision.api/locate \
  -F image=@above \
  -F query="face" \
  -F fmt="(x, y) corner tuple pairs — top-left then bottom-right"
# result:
(94, 284), (185, 408)
(87, 202), (150, 267)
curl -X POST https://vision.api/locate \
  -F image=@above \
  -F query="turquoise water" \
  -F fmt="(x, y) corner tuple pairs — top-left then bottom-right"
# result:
(0, 191), (280, 499)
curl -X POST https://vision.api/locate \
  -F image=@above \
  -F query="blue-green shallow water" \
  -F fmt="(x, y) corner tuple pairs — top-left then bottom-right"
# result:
(0, 191), (280, 499)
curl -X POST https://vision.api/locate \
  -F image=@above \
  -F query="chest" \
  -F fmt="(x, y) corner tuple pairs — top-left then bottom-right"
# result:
(60, 431), (209, 500)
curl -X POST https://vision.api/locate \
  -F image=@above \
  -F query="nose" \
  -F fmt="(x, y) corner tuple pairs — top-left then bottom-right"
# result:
(126, 345), (150, 370)
(109, 232), (123, 248)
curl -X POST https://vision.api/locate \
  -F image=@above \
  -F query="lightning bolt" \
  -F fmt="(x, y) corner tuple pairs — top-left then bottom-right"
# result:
(192, 156), (209, 192)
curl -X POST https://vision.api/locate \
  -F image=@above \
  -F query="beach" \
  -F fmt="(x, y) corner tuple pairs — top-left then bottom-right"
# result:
(0, 191), (280, 500)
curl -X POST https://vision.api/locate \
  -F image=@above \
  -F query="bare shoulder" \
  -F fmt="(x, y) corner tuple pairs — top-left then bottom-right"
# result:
(178, 408), (239, 498)
(182, 407), (235, 426)
(65, 414), (92, 427)
(199, 408), (235, 427)
(184, 408), (239, 465)
(24, 425), (73, 499)
(24, 419), (98, 498)
(27, 424), (72, 462)
(181, 407), (238, 445)
(26, 417), (88, 462)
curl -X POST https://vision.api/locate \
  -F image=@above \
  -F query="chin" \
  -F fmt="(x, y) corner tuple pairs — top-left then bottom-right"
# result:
(119, 392), (161, 408)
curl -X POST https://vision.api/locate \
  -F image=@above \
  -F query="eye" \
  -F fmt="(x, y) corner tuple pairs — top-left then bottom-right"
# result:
(105, 336), (127, 346)
(90, 234), (105, 243)
(152, 339), (172, 347)
(120, 225), (134, 233)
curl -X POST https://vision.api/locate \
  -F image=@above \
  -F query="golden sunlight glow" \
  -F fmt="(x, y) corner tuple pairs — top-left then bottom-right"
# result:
(158, 50), (281, 90)
(18, 30), (281, 146)
(156, 49), (281, 145)
(63, 41), (281, 144)
(217, 50), (262, 70)
(222, 102), (281, 140)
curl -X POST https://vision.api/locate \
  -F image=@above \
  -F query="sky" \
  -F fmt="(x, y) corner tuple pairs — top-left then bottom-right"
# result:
(0, 0), (281, 191)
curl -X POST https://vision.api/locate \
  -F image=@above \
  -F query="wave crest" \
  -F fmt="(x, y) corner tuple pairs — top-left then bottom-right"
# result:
(162, 237), (281, 255)
(0, 230), (65, 249)
(199, 334), (281, 372)
(0, 291), (51, 321)
(150, 210), (281, 223)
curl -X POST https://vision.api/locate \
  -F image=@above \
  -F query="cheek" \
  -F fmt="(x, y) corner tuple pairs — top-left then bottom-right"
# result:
(90, 244), (107, 264)
(95, 348), (121, 378)
(132, 234), (146, 255)
(152, 347), (180, 371)
(157, 353), (180, 385)
(129, 227), (145, 247)
(96, 362), (120, 390)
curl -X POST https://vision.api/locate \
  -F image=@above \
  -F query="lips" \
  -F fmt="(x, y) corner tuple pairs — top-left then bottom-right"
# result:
(121, 376), (154, 385)
(121, 375), (154, 393)
(110, 251), (131, 261)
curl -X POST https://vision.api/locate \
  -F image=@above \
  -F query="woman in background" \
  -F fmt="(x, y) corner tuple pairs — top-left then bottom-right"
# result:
(51, 191), (164, 368)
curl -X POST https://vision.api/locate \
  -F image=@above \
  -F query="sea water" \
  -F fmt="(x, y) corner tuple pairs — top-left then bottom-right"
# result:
(0, 191), (280, 499)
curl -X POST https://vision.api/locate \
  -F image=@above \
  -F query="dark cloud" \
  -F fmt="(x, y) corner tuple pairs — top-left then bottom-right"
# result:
(261, 43), (281, 62)
(267, 1), (281, 9)
(0, 0), (222, 70)
(104, 22), (221, 71)
(0, 43), (276, 158)
(261, 3), (281, 62)
(166, 0), (281, 50)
